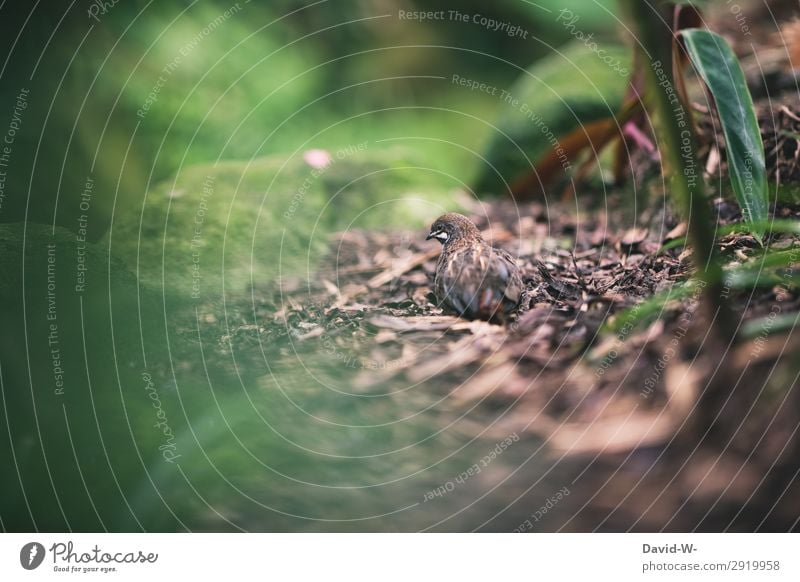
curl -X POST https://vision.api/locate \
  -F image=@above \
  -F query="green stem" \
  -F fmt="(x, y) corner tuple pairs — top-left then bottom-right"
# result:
(621, 0), (725, 304)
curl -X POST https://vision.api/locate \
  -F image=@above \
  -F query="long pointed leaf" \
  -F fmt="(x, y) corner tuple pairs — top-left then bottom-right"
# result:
(682, 29), (768, 236)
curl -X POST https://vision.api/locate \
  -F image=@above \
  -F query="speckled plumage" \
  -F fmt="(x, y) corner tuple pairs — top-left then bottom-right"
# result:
(426, 213), (522, 323)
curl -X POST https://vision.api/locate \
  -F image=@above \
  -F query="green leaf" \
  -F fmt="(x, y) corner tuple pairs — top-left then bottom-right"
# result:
(605, 245), (800, 334)
(715, 219), (800, 237)
(682, 29), (768, 236)
(721, 247), (800, 288)
(741, 312), (800, 339)
(602, 281), (699, 333)
(473, 40), (631, 194)
(659, 219), (800, 252)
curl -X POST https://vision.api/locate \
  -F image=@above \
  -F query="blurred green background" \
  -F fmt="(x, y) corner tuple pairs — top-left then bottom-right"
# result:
(0, 0), (623, 531)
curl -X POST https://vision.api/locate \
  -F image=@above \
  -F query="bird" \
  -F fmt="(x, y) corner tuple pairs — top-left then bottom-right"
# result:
(426, 213), (523, 323)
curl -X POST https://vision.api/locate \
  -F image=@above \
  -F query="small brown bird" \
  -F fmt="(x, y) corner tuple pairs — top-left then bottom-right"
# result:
(426, 213), (522, 323)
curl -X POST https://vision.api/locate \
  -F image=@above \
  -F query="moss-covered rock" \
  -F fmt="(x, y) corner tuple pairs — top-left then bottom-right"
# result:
(108, 147), (461, 298)
(0, 222), (173, 531)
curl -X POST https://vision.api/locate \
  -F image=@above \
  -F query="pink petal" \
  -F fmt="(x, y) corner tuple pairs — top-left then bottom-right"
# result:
(303, 149), (332, 169)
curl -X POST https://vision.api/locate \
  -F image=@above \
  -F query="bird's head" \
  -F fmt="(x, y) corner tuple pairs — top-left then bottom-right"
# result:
(426, 213), (481, 246)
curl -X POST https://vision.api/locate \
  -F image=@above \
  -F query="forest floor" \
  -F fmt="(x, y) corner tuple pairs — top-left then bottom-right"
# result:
(173, 36), (800, 529)
(185, 181), (800, 530)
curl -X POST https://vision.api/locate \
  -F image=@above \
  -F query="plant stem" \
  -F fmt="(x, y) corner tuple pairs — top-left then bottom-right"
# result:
(620, 0), (725, 307)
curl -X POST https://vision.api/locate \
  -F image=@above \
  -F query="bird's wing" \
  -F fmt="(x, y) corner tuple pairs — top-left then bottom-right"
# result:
(439, 246), (521, 319)
(491, 248), (523, 304)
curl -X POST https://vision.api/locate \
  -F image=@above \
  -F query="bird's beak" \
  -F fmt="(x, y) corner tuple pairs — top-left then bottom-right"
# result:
(426, 232), (435, 241)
